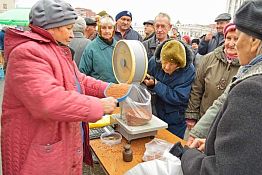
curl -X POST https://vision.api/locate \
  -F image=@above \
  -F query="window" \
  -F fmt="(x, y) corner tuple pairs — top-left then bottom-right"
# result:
(3, 4), (7, 9)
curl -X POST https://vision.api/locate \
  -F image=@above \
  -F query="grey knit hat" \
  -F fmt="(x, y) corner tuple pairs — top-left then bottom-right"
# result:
(29, 0), (77, 29)
(234, 0), (262, 40)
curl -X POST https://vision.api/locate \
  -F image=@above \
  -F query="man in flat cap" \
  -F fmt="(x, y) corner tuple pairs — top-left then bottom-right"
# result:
(1, 0), (118, 174)
(114, 10), (142, 41)
(84, 17), (97, 40)
(143, 20), (155, 41)
(198, 12), (231, 55)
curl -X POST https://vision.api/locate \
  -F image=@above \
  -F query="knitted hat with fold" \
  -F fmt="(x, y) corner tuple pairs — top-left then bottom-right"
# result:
(29, 0), (77, 29)
(160, 40), (186, 68)
(115, 11), (132, 21)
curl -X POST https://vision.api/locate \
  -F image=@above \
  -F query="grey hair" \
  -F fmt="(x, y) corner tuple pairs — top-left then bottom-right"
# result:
(154, 12), (171, 24)
(99, 15), (115, 26)
(73, 16), (86, 33)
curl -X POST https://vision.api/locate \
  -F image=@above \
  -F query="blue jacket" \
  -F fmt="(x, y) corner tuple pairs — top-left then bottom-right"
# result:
(148, 41), (195, 138)
(79, 36), (117, 83)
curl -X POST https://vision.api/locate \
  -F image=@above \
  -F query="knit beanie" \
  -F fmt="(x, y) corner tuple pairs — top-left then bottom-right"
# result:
(29, 0), (77, 29)
(115, 11), (132, 21)
(223, 23), (236, 38)
(233, 0), (262, 40)
(160, 40), (186, 68)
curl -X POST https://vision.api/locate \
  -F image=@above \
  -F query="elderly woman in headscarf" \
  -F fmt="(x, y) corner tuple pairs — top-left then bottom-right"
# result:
(79, 15), (117, 83)
(184, 23), (240, 140)
(143, 39), (195, 138)
(171, 1), (262, 174)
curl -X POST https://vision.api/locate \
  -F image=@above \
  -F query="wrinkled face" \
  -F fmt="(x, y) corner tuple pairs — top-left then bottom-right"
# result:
(144, 24), (155, 35)
(236, 29), (260, 65)
(100, 24), (114, 40)
(85, 25), (97, 37)
(47, 24), (74, 46)
(216, 20), (229, 34)
(116, 16), (132, 31)
(154, 16), (171, 42)
(224, 30), (238, 57)
(161, 60), (179, 75)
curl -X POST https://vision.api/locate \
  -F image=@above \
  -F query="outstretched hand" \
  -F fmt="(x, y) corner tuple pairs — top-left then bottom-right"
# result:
(100, 97), (117, 115)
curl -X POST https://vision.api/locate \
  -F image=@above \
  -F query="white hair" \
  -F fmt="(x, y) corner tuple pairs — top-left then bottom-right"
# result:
(73, 16), (86, 33)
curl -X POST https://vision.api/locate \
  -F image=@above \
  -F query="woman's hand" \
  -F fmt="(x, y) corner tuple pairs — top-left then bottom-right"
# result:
(100, 97), (117, 114)
(143, 74), (155, 87)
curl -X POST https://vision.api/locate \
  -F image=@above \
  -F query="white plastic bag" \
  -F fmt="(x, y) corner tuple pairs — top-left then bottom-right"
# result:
(125, 151), (183, 175)
(142, 138), (173, 162)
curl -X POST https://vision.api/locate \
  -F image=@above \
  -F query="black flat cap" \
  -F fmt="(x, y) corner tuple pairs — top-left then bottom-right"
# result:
(84, 17), (96, 26)
(215, 13), (231, 22)
(143, 20), (154, 25)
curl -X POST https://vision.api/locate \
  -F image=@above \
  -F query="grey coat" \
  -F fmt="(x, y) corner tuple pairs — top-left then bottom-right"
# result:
(69, 32), (91, 67)
(181, 60), (262, 175)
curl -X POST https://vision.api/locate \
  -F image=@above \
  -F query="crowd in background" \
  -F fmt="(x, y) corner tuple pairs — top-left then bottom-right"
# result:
(1, 0), (262, 174)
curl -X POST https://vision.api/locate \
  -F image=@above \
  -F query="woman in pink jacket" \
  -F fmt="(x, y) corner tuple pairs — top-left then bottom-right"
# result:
(1, 0), (118, 174)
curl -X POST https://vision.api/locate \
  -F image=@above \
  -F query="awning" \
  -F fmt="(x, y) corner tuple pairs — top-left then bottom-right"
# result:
(0, 8), (30, 26)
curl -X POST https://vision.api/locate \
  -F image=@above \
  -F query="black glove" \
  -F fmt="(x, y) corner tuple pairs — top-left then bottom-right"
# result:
(169, 141), (189, 159)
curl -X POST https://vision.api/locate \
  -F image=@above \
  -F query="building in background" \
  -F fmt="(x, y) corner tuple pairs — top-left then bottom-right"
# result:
(75, 8), (96, 18)
(226, 0), (247, 17)
(0, 0), (15, 13)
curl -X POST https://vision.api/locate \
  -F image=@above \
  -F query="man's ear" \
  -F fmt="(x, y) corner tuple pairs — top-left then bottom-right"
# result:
(251, 37), (262, 54)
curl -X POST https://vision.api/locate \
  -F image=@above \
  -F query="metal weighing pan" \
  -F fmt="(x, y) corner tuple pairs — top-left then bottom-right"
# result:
(112, 40), (148, 84)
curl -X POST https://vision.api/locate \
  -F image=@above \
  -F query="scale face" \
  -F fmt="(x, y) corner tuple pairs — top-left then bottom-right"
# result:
(112, 40), (148, 84)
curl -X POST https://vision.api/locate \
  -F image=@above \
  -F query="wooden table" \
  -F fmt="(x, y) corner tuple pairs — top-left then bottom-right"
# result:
(90, 129), (186, 175)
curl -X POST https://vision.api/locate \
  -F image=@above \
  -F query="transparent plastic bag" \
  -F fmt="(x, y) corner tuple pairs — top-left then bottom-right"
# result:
(142, 138), (173, 162)
(121, 84), (152, 126)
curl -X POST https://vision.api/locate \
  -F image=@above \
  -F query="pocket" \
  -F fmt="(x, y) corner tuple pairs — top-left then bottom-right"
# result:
(21, 140), (66, 175)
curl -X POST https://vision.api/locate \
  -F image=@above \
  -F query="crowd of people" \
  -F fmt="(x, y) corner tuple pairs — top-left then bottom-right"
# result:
(1, 0), (262, 174)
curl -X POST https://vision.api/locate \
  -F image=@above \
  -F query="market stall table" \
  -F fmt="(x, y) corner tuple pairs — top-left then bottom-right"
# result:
(90, 129), (186, 175)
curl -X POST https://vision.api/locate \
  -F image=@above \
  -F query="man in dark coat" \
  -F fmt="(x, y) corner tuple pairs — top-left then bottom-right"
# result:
(198, 13), (231, 55)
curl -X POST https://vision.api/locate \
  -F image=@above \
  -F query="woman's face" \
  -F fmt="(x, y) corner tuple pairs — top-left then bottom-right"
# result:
(47, 24), (74, 46)
(161, 60), (179, 75)
(236, 29), (259, 65)
(100, 24), (114, 40)
(224, 30), (238, 57)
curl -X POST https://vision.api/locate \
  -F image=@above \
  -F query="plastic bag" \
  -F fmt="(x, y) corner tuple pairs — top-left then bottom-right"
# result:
(125, 151), (183, 175)
(142, 138), (173, 162)
(121, 84), (152, 126)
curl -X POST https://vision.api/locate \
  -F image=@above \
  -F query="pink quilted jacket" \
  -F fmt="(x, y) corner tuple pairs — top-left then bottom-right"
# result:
(1, 25), (108, 175)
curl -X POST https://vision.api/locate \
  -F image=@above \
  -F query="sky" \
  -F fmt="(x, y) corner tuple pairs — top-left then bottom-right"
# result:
(16, 0), (228, 25)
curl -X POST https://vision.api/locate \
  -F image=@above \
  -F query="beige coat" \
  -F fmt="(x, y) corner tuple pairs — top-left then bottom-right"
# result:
(185, 45), (240, 120)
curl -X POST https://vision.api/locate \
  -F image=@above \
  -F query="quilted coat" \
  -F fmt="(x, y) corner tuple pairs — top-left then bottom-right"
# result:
(1, 25), (108, 175)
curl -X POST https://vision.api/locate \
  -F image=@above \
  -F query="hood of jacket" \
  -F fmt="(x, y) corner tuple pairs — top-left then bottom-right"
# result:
(212, 45), (240, 66)
(154, 39), (194, 69)
(4, 25), (56, 61)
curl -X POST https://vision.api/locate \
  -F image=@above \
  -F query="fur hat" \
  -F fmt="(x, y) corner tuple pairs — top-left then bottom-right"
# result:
(233, 0), (262, 40)
(115, 11), (132, 21)
(29, 0), (77, 29)
(160, 40), (186, 68)
(97, 10), (108, 17)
